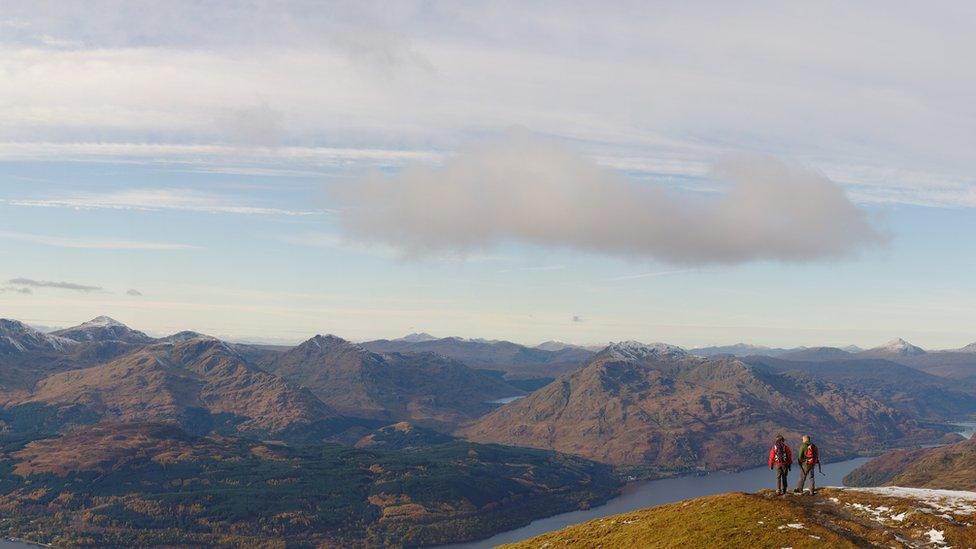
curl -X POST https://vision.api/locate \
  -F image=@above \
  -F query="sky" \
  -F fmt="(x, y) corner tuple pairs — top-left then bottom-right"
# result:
(1, 1), (975, 349)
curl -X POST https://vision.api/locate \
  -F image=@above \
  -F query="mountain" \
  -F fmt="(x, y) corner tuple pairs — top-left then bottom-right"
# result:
(266, 335), (524, 430)
(52, 315), (154, 345)
(688, 343), (786, 357)
(397, 332), (439, 342)
(958, 342), (976, 353)
(0, 422), (619, 547)
(459, 342), (943, 469)
(502, 488), (976, 549)
(890, 351), (976, 381)
(857, 338), (926, 358)
(1, 317), (157, 393)
(17, 336), (338, 436)
(776, 346), (852, 361)
(743, 356), (976, 421)
(361, 336), (595, 380)
(535, 340), (604, 352)
(845, 435), (976, 490)
(0, 318), (78, 355)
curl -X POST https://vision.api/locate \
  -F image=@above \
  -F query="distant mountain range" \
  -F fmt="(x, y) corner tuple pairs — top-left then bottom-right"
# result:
(362, 335), (596, 382)
(2, 314), (976, 546)
(458, 342), (947, 469)
(265, 334), (523, 430)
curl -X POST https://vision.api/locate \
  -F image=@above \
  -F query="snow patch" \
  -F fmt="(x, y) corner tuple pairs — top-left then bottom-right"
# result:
(847, 486), (976, 516)
(606, 341), (687, 360)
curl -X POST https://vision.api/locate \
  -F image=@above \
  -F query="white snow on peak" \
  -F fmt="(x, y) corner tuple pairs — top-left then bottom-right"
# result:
(79, 315), (126, 328)
(957, 342), (976, 353)
(872, 338), (925, 355)
(0, 319), (78, 353)
(398, 332), (438, 342)
(605, 340), (687, 360)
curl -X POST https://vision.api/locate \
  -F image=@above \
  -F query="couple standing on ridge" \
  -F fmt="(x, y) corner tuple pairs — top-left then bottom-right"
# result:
(768, 434), (821, 495)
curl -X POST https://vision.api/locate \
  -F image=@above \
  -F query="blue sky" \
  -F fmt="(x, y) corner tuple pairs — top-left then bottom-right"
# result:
(1, 2), (975, 348)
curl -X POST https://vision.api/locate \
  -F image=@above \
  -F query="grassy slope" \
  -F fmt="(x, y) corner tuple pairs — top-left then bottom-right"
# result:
(502, 488), (976, 549)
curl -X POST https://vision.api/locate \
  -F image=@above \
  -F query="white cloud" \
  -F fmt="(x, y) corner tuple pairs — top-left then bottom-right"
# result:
(0, 230), (197, 250)
(334, 131), (886, 265)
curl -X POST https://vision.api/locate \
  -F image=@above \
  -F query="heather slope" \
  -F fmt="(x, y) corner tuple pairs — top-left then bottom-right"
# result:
(845, 436), (976, 490)
(18, 337), (337, 435)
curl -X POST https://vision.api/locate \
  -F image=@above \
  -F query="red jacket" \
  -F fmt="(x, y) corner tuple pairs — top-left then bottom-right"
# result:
(768, 443), (793, 467)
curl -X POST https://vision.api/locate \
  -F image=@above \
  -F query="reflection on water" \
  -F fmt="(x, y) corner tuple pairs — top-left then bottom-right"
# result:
(441, 456), (871, 548)
(487, 396), (525, 405)
(954, 421), (976, 439)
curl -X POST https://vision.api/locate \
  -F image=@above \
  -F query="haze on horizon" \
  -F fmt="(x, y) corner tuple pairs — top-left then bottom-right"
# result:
(2, 1), (975, 349)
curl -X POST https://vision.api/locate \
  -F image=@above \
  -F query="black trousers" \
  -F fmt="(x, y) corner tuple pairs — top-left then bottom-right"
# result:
(774, 465), (789, 493)
(797, 463), (815, 491)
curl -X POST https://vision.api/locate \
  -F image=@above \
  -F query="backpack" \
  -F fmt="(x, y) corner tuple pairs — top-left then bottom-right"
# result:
(774, 442), (788, 463)
(806, 443), (819, 465)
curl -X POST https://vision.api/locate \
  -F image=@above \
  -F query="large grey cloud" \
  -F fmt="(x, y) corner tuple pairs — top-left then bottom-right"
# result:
(9, 278), (102, 292)
(334, 132), (886, 265)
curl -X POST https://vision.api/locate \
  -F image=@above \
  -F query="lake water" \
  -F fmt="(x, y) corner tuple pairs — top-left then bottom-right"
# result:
(0, 541), (46, 548)
(442, 456), (871, 548)
(443, 422), (976, 548)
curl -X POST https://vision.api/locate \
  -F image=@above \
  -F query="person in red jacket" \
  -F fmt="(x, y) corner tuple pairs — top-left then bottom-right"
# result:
(768, 434), (793, 494)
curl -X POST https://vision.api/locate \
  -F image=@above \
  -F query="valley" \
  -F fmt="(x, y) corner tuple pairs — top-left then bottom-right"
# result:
(1, 316), (974, 546)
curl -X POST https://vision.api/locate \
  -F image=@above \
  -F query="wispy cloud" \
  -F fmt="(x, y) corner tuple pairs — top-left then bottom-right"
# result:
(607, 269), (704, 282)
(498, 264), (566, 274)
(4, 188), (322, 216)
(0, 230), (197, 250)
(335, 131), (887, 265)
(9, 277), (102, 292)
(0, 286), (32, 294)
(126, 288), (143, 296)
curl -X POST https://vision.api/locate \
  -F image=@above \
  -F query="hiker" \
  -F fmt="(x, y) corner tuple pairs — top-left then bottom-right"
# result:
(795, 434), (821, 494)
(768, 434), (793, 494)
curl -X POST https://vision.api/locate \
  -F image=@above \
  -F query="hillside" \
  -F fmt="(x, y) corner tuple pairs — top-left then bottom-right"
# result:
(744, 356), (976, 420)
(0, 422), (620, 547)
(845, 435), (976, 490)
(267, 335), (524, 430)
(893, 352), (976, 381)
(15, 337), (339, 437)
(362, 336), (594, 380)
(502, 488), (976, 548)
(459, 343), (945, 469)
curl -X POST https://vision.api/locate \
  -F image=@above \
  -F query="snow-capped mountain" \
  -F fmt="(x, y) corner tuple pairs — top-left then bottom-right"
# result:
(862, 338), (926, 357)
(53, 316), (154, 345)
(160, 330), (218, 342)
(0, 319), (78, 354)
(604, 340), (687, 361)
(956, 342), (976, 353)
(397, 332), (439, 343)
(688, 343), (784, 357)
